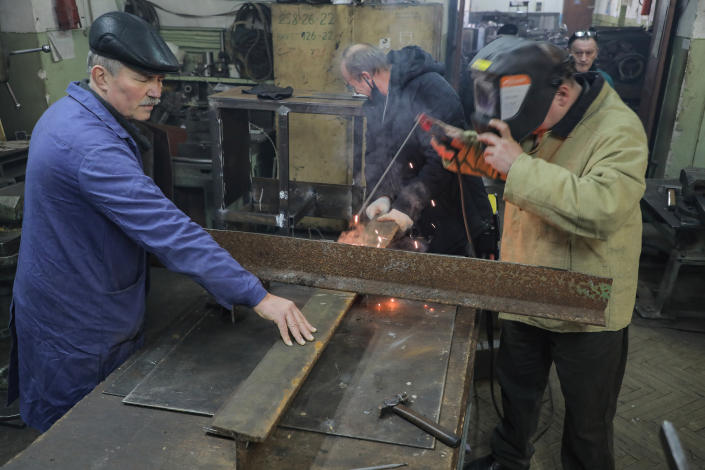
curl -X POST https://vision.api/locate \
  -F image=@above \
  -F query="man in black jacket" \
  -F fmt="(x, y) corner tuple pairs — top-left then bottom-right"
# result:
(340, 43), (496, 257)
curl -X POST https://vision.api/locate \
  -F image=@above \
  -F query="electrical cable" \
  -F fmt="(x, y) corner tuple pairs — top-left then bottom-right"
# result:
(453, 158), (476, 257)
(485, 310), (503, 420)
(249, 122), (278, 178)
(228, 3), (273, 81)
(124, 0), (159, 28)
(447, 139), (556, 443)
(131, 0), (239, 18)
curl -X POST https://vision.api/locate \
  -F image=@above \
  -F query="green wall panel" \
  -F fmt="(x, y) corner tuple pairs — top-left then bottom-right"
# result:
(651, 36), (690, 177)
(663, 38), (705, 177)
(0, 32), (45, 138)
(0, 30), (89, 139)
(38, 30), (90, 106)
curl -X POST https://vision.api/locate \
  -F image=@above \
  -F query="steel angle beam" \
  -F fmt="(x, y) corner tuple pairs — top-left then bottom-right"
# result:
(208, 230), (610, 326)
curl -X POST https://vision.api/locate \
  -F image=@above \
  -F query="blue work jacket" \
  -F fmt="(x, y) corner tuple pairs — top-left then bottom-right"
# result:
(7, 82), (267, 431)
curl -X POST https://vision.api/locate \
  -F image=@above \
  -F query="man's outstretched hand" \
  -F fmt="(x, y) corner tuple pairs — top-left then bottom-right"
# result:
(253, 293), (317, 346)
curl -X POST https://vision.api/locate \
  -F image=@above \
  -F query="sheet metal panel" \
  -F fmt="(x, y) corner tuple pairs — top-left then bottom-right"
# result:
(120, 284), (315, 414)
(280, 296), (456, 449)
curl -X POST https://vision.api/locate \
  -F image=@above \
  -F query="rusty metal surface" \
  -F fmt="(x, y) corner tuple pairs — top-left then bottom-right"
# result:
(280, 296), (456, 449)
(210, 289), (357, 442)
(208, 230), (610, 326)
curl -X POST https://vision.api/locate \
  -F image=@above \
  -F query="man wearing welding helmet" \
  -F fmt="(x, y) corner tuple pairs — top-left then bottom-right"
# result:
(340, 43), (496, 257)
(432, 37), (647, 469)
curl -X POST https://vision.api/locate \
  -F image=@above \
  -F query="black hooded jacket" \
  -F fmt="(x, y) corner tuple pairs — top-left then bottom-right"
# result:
(363, 46), (493, 255)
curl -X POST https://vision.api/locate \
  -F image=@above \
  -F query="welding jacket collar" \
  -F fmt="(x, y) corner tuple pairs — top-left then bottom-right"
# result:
(551, 71), (604, 138)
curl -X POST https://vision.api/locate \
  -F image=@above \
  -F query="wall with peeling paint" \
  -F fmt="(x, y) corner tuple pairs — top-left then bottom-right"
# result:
(651, 0), (705, 177)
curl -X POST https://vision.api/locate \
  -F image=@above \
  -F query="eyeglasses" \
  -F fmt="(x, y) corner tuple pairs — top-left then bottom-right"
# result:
(569, 30), (597, 42)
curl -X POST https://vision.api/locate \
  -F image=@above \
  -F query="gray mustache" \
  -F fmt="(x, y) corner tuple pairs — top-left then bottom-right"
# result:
(140, 97), (160, 106)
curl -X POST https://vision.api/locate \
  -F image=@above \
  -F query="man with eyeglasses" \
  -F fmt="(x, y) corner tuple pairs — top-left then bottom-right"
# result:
(431, 37), (646, 470)
(568, 29), (615, 87)
(340, 43), (496, 258)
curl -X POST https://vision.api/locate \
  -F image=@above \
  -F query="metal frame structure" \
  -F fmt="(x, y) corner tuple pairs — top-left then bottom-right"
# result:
(209, 87), (366, 232)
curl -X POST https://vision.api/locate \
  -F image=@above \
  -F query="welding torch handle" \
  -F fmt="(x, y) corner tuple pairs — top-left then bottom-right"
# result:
(392, 404), (461, 448)
(356, 118), (421, 220)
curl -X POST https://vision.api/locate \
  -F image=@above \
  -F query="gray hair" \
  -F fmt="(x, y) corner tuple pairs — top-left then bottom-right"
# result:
(341, 43), (389, 79)
(87, 51), (122, 76)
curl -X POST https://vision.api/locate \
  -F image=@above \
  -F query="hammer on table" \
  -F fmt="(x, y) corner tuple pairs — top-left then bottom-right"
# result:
(379, 392), (461, 448)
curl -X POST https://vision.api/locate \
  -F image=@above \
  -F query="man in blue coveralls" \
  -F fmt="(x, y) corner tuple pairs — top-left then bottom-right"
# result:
(7, 11), (316, 432)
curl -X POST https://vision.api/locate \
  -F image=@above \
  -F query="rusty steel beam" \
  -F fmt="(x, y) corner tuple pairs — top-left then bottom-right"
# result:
(208, 230), (610, 326)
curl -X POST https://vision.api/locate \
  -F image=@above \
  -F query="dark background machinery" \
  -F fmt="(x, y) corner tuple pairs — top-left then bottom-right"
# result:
(593, 26), (651, 112)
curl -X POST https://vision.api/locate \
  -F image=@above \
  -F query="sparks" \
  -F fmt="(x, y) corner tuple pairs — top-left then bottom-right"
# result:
(430, 199), (436, 207)
(431, 223), (436, 229)
(414, 240), (419, 249)
(353, 214), (359, 225)
(390, 298), (396, 302)
(375, 229), (379, 234)
(409, 162), (414, 169)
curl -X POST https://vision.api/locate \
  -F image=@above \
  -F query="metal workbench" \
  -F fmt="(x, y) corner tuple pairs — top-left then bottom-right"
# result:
(208, 87), (366, 232)
(638, 178), (705, 318)
(3, 291), (478, 470)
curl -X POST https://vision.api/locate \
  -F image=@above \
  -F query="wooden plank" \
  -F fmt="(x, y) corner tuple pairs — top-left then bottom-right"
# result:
(209, 289), (357, 442)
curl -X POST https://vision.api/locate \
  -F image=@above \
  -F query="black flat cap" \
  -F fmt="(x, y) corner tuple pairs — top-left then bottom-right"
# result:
(89, 11), (179, 75)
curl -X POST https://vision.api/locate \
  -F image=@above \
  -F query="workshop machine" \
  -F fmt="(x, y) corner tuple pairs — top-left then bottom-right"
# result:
(637, 167), (705, 319)
(0, 174), (25, 392)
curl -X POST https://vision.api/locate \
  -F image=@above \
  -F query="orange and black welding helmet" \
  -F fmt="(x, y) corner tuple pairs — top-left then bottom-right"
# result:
(469, 36), (570, 141)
